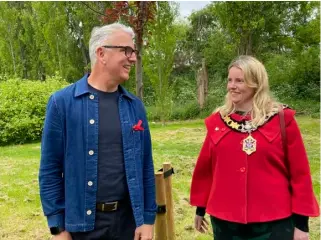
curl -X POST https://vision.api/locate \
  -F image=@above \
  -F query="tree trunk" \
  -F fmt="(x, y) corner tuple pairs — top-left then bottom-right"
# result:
(80, 38), (89, 72)
(56, 34), (62, 75)
(136, 40), (143, 100)
(38, 62), (46, 81)
(20, 42), (28, 79)
(202, 58), (208, 101)
(197, 58), (208, 109)
(17, 2), (28, 79)
(246, 33), (253, 55)
(8, 38), (16, 76)
(134, 1), (148, 100)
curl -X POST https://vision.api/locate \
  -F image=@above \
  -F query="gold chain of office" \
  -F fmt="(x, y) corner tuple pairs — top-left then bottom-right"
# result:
(220, 106), (287, 133)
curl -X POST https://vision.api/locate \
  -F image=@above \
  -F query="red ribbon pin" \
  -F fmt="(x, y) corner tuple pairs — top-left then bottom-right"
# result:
(133, 120), (144, 131)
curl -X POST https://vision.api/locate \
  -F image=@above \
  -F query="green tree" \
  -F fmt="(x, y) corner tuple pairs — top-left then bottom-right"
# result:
(0, 2), (19, 77)
(103, 1), (156, 100)
(143, 2), (178, 124)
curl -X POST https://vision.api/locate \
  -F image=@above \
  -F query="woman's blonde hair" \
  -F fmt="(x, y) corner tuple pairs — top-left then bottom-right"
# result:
(217, 55), (280, 127)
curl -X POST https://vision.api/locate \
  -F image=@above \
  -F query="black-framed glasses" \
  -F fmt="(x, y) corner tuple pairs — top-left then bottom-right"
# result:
(102, 45), (139, 58)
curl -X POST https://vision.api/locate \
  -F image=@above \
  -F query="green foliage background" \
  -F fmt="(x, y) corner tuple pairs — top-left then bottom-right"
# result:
(0, 1), (320, 145)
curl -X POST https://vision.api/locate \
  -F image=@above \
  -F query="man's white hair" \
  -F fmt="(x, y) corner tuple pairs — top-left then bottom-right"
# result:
(89, 23), (135, 68)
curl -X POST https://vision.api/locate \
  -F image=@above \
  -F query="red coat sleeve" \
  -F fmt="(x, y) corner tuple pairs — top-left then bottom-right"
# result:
(190, 121), (215, 207)
(285, 109), (320, 216)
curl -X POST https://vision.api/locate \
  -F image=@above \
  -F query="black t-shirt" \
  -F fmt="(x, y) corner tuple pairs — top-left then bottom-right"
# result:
(88, 84), (129, 202)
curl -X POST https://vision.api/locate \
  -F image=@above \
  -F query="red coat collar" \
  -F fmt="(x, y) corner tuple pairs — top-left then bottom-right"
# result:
(205, 112), (281, 144)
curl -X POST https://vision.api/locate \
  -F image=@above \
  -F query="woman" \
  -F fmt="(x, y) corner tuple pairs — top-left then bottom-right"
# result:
(190, 55), (319, 240)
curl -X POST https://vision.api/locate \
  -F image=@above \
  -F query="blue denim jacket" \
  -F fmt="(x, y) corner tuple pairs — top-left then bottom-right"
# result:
(39, 74), (157, 232)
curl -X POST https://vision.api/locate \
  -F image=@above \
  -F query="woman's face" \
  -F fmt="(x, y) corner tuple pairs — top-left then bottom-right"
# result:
(227, 67), (255, 109)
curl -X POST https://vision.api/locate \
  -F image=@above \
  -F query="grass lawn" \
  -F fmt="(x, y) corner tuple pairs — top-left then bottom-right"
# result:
(0, 116), (319, 240)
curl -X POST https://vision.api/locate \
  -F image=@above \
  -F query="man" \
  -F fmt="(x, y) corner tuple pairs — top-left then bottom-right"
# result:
(39, 23), (157, 240)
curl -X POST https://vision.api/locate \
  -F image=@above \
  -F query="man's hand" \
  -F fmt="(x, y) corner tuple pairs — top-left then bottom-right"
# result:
(51, 231), (72, 240)
(293, 227), (309, 240)
(134, 224), (154, 240)
(194, 215), (209, 233)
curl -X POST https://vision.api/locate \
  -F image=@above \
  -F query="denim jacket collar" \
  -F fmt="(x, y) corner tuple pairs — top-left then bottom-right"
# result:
(74, 73), (134, 100)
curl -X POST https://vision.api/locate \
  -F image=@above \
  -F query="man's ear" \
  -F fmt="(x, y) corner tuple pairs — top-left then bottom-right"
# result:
(96, 47), (104, 58)
(96, 47), (106, 64)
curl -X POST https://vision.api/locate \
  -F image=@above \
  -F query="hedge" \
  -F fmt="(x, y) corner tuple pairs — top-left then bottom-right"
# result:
(0, 77), (69, 145)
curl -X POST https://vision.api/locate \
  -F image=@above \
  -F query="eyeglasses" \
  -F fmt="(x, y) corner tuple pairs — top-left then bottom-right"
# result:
(102, 45), (139, 58)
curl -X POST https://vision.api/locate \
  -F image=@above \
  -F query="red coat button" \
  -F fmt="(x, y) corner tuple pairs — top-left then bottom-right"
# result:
(240, 167), (246, 173)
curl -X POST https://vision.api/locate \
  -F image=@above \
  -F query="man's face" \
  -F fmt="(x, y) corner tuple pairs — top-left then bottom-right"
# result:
(101, 31), (137, 83)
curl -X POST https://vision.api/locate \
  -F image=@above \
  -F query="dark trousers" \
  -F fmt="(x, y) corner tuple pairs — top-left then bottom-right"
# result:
(210, 216), (294, 240)
(71, 200), (136, 240)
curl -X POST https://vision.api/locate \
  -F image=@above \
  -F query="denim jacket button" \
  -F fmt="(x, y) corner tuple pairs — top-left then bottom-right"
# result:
(89, 150), (94, 155)
(86, 210), (92, 215)
(89, 95), (94, 100)
(88, 181), (93, 186)
(89, 119), (95, 124)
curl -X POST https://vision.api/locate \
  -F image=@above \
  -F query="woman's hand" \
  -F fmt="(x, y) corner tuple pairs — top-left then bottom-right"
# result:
(293, 227), (309, 240)
(194, 215), (209, 233)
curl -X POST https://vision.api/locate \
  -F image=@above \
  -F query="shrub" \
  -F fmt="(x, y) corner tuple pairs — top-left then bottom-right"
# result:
(146, 106), (161, 122)
(171, 101), (200, 120)
(0, 77), (69, 145)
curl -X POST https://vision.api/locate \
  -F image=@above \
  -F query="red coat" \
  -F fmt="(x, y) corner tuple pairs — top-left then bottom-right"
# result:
(190, 109), (319, 223)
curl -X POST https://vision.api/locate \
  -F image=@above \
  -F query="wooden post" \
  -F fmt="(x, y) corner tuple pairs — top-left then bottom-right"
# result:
(163, 162), (175, 240)
(155, 172), (167, 240)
